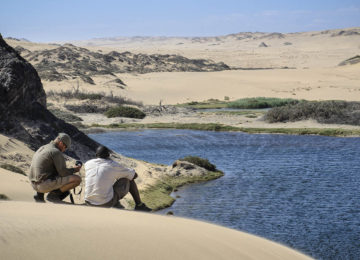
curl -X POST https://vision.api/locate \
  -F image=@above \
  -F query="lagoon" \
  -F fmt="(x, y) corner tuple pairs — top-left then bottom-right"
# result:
(90, 129), (360, 259)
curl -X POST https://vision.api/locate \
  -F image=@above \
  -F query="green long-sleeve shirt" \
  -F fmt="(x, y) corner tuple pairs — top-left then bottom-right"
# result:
(29, 142), (75, 182)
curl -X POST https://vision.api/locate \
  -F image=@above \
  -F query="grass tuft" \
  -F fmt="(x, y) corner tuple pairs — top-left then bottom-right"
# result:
(48, 108), (83, 122)
(47, 87), (142, 106)
(228, 97), (299, 109)
(104, 106), (146, 119)
(180, 156), (217, 171)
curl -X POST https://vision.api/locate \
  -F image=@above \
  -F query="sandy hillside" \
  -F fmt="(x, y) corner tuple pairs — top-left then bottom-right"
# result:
(5, 27), (360, 105)
(0, 200), (312, 260)
(118, 65), (360, 105)
(40, 63), (360, 105)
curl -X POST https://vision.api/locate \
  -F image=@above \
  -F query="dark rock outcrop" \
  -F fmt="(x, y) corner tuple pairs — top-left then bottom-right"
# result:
(0, 34), (98, 160)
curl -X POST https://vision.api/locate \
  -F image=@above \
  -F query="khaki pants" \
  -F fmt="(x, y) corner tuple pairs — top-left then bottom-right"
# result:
(31, 175), (73, 193)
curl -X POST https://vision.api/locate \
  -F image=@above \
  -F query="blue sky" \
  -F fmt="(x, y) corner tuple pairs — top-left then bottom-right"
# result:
(1, 0), (359, 42)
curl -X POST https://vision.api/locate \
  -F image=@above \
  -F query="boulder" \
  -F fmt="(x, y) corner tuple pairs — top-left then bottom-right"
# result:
(169, 160), (208, 177)
(0, 34), (98, 160)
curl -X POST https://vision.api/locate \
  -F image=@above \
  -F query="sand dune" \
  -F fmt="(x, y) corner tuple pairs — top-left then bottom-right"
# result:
(0, 200), (312, 260)
(118, 65), (360, 105)
(6, 27), (360, 106)
(0, 168), (33, 201)
(0, 140), (310, 260)
(0, 144), (312, 259)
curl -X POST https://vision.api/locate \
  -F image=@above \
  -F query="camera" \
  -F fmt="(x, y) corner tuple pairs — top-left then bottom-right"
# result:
(75, 160), (83, 166)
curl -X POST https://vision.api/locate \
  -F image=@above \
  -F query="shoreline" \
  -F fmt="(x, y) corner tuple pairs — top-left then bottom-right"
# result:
(140, 170), (224, 210)
(83, 122), (360, 137)
(70, 101), (360, 138)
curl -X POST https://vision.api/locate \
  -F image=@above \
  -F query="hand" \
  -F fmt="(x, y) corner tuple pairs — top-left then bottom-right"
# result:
(74, 160), (83, 172)
(74, 165), (82, 172)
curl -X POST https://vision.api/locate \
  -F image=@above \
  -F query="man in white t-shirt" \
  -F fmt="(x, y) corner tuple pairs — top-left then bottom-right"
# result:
(84, 145), (151, 211)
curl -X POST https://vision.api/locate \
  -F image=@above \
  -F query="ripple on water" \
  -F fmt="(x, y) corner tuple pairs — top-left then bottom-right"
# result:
(90, 130), (360, 260)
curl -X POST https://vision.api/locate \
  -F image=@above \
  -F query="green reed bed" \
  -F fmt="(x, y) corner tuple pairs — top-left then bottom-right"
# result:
(228, 97), (300, 109)
(177, 97), (300, 109)
(89, 122), (360, 137)
(140, 171), (224, 210)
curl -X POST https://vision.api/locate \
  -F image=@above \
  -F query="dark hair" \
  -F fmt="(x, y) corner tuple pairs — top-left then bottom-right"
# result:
(96, 145), (110, 159)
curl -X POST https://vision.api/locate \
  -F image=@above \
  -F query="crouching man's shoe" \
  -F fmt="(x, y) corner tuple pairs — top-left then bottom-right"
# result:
(33, 192), (45, 203)
(135, 202), (152, 212)
(47, 189), (70, 203)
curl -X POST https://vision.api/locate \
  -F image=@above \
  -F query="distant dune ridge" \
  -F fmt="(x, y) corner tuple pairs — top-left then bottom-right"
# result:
(3, 27), (360, 106)
(5, 27), (359, 106)
(70, 27), (360, 46)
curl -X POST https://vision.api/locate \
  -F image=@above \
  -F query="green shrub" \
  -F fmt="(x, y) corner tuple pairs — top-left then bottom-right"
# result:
(104, 106), (146, 119)
(49, 108), (83, 122)
(179, 156), (217, 171)
(65, 104), (108, 114)
(265, 100), (360, 125)
(47, 89), (102, 100)
(228, 97), (299, 109)
(47, 88), (142, 106)
(1, 164), (26, 176)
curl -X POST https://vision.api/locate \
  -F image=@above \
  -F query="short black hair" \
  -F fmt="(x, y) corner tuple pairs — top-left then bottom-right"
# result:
(96, 145), (110, 159)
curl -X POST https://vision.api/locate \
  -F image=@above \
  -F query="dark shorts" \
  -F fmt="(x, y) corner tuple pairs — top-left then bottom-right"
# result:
(86, 178), (130, 208)
(32, 175), (73, 193)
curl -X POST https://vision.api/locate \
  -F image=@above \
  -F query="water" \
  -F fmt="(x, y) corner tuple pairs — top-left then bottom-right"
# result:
(90, 130), (360, 259)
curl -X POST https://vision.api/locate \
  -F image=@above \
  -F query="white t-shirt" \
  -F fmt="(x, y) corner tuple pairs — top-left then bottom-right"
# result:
(84, 158), (135, 205)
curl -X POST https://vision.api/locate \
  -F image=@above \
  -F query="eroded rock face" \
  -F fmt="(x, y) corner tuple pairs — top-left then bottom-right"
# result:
(0, 34), (98, 160)
(0, 35), (46, 118)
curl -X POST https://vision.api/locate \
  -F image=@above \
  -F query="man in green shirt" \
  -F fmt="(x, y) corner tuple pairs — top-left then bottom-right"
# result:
(29, 133), (82, 202)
